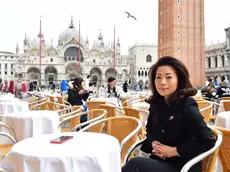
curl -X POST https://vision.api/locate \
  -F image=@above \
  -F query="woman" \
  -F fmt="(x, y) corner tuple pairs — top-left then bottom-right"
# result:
(67, 77), (89, 123)
(122, 56), (215, 172)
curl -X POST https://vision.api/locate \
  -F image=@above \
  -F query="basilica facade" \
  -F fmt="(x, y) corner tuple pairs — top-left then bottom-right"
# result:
(16, 19), (131, 86)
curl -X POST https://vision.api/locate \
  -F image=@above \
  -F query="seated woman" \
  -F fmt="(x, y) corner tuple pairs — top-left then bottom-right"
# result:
(122, 56), (215, 172)
(67, 77), (90, 123)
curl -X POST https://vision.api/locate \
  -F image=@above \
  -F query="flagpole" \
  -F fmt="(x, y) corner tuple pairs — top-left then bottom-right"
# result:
(113, 25), (116, 77)
(39, 16), (42, 86)
(78, 20), (81, 69)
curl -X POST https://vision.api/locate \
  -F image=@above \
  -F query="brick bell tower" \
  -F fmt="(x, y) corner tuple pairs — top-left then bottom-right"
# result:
(158, 0), (205, 86)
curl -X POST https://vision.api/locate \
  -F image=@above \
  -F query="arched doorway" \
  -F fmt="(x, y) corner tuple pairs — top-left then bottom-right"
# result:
(66, 63), (82, 80)
(138, 80), (144, 90)
(48, 75), (54, 85)
(122, 70), (128, 81)
(105, 68), (117, 80)
(145, 80), (149, 89)
(45, 66), (58, 86)
(89, 67), (102, 86)
(27, 68), (40, 85)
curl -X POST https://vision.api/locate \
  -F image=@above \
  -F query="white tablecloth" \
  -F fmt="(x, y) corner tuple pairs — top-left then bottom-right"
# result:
(0, 132), (121, 172)
(132, 102), (150, 126)
(0, 101), (29, 116)
(1, 110), (60, 142)
(215, 111), (230, 129)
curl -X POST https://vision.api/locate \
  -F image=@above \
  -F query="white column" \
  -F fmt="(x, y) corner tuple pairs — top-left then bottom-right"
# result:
(225, 54), (229, 66)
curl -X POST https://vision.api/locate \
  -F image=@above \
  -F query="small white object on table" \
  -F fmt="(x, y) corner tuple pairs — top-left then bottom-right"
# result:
(1, 110), (60, 142)
(132, 102), (150, 126)
(0, 132), (121, 172)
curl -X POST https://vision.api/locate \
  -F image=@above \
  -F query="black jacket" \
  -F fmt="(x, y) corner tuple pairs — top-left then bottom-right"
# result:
(67, 87), (89, 106)
(141, 97), (215, 172)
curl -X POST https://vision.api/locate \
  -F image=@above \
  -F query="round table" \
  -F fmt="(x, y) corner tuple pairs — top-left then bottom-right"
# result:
(0, 132), (121, 172)
(1, 110), (60, 142)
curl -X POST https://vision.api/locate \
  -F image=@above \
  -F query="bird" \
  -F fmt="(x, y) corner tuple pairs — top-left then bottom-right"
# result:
(124, 11), (137, 20)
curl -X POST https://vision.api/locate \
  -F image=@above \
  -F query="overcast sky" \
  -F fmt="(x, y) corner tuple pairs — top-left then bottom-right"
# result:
(0, 0), (229, 54)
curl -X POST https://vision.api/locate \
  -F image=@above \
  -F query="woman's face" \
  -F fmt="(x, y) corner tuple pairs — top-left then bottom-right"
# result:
(155, 65), (178, 100)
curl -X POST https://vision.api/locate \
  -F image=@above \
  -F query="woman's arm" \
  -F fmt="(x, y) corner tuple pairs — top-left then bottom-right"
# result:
(176, 98), (215, 160)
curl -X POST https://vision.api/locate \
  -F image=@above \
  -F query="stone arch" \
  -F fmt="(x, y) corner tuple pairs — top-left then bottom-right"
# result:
(138, 80), (144, 90)
(65, 63), (83, 80)
(122, 69), (128, 81)
(105, 68), (117, 80)
(89, 67), (102, 86)
(27, 67), (40, 83)
(44, 66), (58, 85)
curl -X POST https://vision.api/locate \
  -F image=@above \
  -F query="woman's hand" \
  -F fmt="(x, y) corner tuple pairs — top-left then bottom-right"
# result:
(152, 141), (179, 159)
(79, 90), (86, 95)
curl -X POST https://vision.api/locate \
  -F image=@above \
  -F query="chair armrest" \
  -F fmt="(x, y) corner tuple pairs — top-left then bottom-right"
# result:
(124, 138), (146, 164)
(72, 110), (107, 131)
(180, 133), (223, 172)
(56, 106), (72, 115)
(0, 132), (16, 144)
(79, 118), (108, 132)
(120, 119), (142, 154)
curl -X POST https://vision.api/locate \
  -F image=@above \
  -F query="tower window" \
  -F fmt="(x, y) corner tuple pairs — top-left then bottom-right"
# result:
(178, 47), (181, 51)
(178, 0), (181, 4)
(178, 31), (181, 35)
(177, 15), (181, 20)
(50, 58), (53, 62)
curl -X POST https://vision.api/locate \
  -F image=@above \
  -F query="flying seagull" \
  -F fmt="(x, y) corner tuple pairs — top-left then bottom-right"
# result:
(124, 11), (137, 20)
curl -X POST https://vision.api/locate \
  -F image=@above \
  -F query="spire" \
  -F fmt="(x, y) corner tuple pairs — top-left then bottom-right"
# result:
(98, 29), (103, 40)
(85, 36), (89, 45)
(16, 42), (19, 54)
(24, 33), (27, 40)
(117, 37), (120, 45)
(69, 15), (74, 29)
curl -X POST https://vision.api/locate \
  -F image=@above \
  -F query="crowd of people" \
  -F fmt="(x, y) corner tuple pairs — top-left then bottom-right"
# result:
(202, 75), (230, 100)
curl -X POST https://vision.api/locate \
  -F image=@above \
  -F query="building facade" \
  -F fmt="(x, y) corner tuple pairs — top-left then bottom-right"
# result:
(205, 26), (230, 81)
(0, 51), (17, 81)
(158, 0), (205, 86)
(128, 44), (158, 87)
(8, 18), (158, 87)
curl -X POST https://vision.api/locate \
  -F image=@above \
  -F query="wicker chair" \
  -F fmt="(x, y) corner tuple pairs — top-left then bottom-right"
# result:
(79, 116), (142, 165)
(197, 101), (213, 123)
(214, 126), (230, 172)
(30, 98), (49, 110)
(58, 106), (83, 132)
(100, 104), (117, 117)
(220, 97), (230, 100)
(87, 100), (106, 110)
(124, 107), (146, 139)
(0, 122), (17, 158)
(72, 109), (107, 132)
(220, 100), (230, 111)
(59, 109), (107, 132)
(124, 127), (222, 172)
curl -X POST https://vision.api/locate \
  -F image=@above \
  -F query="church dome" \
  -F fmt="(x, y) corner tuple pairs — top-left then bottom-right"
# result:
(59, 19), (84, 43)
